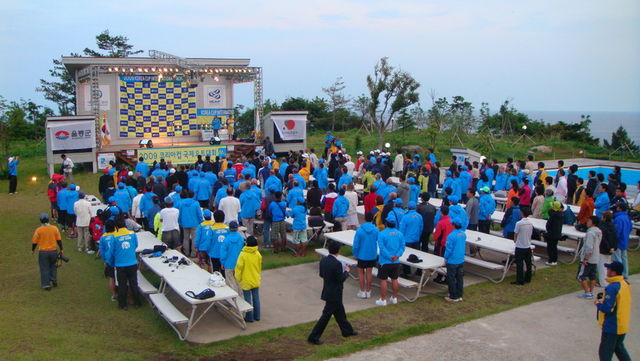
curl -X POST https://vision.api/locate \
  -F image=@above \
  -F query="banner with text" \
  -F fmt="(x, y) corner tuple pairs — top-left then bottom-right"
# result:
(138, 145), (227, 164)
(48, 121), (95, 151)
(203, 85), (226, 107)
(83, 84), (111, 112)
(272, 114), (307, 141)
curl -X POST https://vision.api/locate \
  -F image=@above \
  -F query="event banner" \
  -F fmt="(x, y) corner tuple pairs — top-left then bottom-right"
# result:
(204, 85), (226, 107)
(83, 84), (111, 112)
(138, 145), (227, 165)
(272, 114), (306, 141)
(48, 121), (95, 151)
(195, 108), (233, 128)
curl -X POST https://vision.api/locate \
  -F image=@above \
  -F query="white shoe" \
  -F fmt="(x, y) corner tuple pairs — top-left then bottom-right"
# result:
(375, 298), (387, 306)
(356, 291), (367, 299)
(545, 261), (557, 266)
(86, 250), (95, 255)
(389, 297), (398, 304)
(365, 291), (371, 299)
(78, 248), (83, 252)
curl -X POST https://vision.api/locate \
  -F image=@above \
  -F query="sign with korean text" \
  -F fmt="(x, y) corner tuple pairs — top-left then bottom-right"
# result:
(138, 145), (227, 165)
(48, 120), (95, 150)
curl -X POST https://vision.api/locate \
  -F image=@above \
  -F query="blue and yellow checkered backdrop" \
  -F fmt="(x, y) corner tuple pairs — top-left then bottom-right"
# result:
(118, 77), (197, 138)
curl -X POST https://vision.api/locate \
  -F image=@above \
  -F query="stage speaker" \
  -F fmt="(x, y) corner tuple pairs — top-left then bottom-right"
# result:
(209, 137), (221, 145)
(139, 139), (153, 148)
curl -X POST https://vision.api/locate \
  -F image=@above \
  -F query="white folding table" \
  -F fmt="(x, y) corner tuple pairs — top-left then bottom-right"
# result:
(465, 230), (535, 283)
(324, 230), (445, 302)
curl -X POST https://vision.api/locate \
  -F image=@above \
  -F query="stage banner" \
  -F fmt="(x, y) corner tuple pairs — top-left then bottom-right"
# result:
(138, 145), (227, 164)
(204, 85), (226, 107)
(48, 121), (95, 151)
(118, 78), (197, 138)
(83, 84), (111, 112)
(196, 108), (233, 128)
(97, 153), (116, 169)
(272, 114), (307, 141)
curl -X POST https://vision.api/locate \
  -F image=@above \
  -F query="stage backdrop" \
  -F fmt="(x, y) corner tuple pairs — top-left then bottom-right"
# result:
(138, 145), (227, 165)
(118, 76), (197, 138)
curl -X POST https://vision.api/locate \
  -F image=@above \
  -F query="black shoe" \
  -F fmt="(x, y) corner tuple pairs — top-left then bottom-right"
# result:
(510, 281), (524, 286)
(343, 331), (358, 337)
(119, 306), (128, 311)
(43, 287), (52, 291)
(307, 338), (323, 345)
(51, 280), (57, 287)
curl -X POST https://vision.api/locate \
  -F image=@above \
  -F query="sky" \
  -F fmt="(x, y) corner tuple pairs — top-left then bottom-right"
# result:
(1, 0), (639, 114)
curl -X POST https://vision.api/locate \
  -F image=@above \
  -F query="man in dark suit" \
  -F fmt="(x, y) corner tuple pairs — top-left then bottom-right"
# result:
(308, 242), (357, 345)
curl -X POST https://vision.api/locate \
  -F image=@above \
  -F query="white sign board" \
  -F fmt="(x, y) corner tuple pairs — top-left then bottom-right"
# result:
(97, 153), (116, 169)
(272, 115), (307, 141)
(83, 84), (111, 111)
(203, 85), (226, 107)
(48, 121), (95, 151)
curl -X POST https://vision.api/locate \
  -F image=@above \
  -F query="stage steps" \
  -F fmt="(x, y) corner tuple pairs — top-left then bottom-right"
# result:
(226, 143), (257, 161)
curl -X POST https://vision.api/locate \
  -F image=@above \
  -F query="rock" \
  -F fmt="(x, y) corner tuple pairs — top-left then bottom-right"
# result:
(530, 145), (552, 153)
(401, 145), (425, 154)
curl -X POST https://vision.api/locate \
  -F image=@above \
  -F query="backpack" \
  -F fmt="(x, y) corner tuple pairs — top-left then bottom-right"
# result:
(563, 207), (576, 225)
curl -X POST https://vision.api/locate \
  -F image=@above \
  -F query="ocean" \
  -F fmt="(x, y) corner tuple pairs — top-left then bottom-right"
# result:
(523, 110), (640, 146)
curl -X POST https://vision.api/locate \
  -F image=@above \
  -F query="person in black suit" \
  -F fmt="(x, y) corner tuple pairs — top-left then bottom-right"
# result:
(308, 242), (357, 345)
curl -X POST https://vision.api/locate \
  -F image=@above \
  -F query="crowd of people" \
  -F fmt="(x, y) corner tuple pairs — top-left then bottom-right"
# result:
(27, 134), (634, 358)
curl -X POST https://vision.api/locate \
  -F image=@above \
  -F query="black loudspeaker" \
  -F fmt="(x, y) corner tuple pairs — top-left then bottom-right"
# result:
(209, 137), (221, 145)
(139, 139), (153, 148)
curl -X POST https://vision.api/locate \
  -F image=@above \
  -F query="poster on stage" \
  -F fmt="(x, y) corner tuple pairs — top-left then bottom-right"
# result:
(196, 108), (233, 127)
(48, 121), (95, 150)
(204, 85), (226, 107)
(97, 153), (116, 169)
(83, 84), (111, 112)
(138, 145), (227, 165)
(272, 114), (307, 141)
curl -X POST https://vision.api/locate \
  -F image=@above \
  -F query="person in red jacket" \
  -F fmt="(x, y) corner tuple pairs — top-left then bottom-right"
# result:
(47, 174), (64, 221)
(364, 185), (378, 214)
(433, 206), (454, 284)
(89, 212), (105, 254)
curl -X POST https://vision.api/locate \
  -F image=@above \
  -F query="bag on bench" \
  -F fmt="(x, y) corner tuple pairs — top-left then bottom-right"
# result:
(185, 288), (216, 300)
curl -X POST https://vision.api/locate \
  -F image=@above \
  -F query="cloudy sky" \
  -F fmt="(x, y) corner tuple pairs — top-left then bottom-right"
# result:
(1, 0), (638, 113)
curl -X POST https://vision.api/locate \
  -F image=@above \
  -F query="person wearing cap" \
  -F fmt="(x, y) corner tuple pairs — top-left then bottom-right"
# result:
(220, 221), (246, 293)
(544, 201), (565, 266)
(500, 196), (521, 239)
(389, 198), (406, 226)
(400, 201), (423, 277)
(612, 202), (631, 279)
(73, 191), (93, 254)
(32, 213), (64, 290)
(7, 155), (19, 194)
(206, 210), (229, 272)
(104, 219), (140, 310)
(332, 188), (350, 232)
(194, 209), (215, 272)
(448, 195), (469, 230)
(375, 213), (405, 306)
(286, 199), (309, 257)
(114, 182), (132, 215)
(159, 196), (181, 251)
(595, 261), (632, 360)
(168, 185), (183, 209)
(98, 220), (117, 300)
(577, 216), (602, 299)
(407, 177), (420, 205)
(444, 219), (466, 302)
(64, 184), (80, 238)
(478, 186), (496, 234)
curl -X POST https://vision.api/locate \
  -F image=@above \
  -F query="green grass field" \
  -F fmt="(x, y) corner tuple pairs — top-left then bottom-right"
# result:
(0, 148), (638, 360)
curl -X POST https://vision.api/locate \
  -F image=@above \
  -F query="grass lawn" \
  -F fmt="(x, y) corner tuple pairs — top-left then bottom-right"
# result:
(1, 156), (638, 361)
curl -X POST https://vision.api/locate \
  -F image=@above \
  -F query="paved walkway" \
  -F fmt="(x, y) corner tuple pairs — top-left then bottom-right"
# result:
(331, 274), (639, 361)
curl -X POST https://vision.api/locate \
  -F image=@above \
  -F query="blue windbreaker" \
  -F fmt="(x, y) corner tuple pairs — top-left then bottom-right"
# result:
(595, 193), (610, 218)
(478, 193), (496, 221)
(286, 204), (307, 231)
(207, 223), (229, 258)
(444, 229), (466, 265)
(178, 197), (203, 228)
(313, 167), (329, 189)
(502, 205), (521, 237)
(239, 189), (261, 218)
(400, 209), (423, 244)
(265, 175), (282, 194)
(353, 222), (379, 261)
(114, 187), (132, 213)
(449, 204), (469, 229)
(494, 173), (507, 191)
(484, 168), (495, 187)
(613, 211), (631, 250)
(194, 220), (214, 252)
(268, 200), (287, 222)
(106, 229), (138, 267)
(194, 175), (212, 201)
(337, 174), (353, 191)
(409, 184), (420, 204)
(332, 196), (349, 218)
(135, 162), (150, 178)
(377, 226), (405, 265)
(286, 187), (304, 209)
(220, 231), (245, 269)
(99, 233), (115, 266)
(65, 190), (79, 214)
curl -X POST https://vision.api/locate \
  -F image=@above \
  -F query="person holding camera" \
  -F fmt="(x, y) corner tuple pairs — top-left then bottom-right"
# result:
(31, 213), (64, 290)
(595, 261), (632, 361)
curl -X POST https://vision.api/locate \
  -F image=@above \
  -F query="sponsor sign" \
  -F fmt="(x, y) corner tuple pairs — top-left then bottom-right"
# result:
(83, 84), (111, 111)
(138, 145), (227, 164)
(272, 115), (306, 141)
(204, 85), (226, 107)
(48, 121), (95, 150)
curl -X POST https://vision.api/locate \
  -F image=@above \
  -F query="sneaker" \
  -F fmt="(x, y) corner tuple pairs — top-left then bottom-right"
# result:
(86, 250), (95, 255)
(577, 293), (593, 299)
(389, 297), (398, 304)
(375, 298), (387, 306)
(444, 296), (455, 302)
(365, 291), (371, 299)
(454, 298), (463, 303)
(356, 291), (367, 299)
(78, 248), (83, 252)
(111, 295), (117, 302)
(545, 261), (558, 266)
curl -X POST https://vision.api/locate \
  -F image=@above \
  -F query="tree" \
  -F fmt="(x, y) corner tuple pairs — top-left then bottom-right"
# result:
(603, 125), (639, 152)
(366, 57), (420, 148)
(38, 30), (143, 115)
(448, 95), (475, 134)
(351, 94), (371, 133)
(322, 77), (349, 131)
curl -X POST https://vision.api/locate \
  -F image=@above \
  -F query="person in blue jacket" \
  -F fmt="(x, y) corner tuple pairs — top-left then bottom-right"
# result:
(448, 195), (469, 230)
(279, 160), (289, 179)
(293, 171), (307, 190)
(134, 157), (150, 178)
(400, 201), (424, 277)
(353, 212), (379, 299)
(337, 167), (353, 191)
(194, 209), (214, 272)
(114, 182), (132, 214)
(375, 213), (406, 306)
(441, 171), (454, 197)
(478, 187), (496, 234)
(500, 197), (522, 239)
(408, 178), (420, 205)
(313, 160), (329, 192)
(224, 162), (236, 183)
(241, 163), (256, 179)
(444, 220), (466, 302)
(494, 167), (508, 191)
(428, 148), (437, 164)
(220, 221), (246, 293)
(612, 203), (631, 279)
(214, 183), (229, 208)
(8, 155), (19, 194)
(64, 184), (80, 237)
(595, 183), (611, 218)
(240, 185), (261, 237)
(459, 166), (472, 199)
(178, 190), (204, 235)
(105, 222), (140, 310)
(379, 179), (397, 204)
(332, 188), (350, 231)
(450, 173), (463, 200)
(99, 220), (117, 301)
(268, 191), (288, 253)
(264, 171), (283, 194)
(151, 164), (166, 180)
(194, 172), (212, 208)
(476, 173), (491, 194)
(287, 181), (304, 209)
(484, 166), (495, 189)
(286, 200), (308, 257)
(208, 210), (229, 272)
(204, 171), (218, 188)
(389, 198), (406, 225)
(169, 185), (183, 209)
(139, 185), (157, 231)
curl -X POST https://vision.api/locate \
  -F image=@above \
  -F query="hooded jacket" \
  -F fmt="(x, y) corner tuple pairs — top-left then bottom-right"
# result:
(220, 231), (245, 269)
(332, 195), (349, 218)
(352, 222), (379, 261)
(444, 228), (466, 265)
(377, 226), (405, 265)
(400, 209), (424, 244)
(597, 275), (631, 335)
(235, 245), (262, 290)
(479, 193), (496, 221)
(178, 197), (204, 228)
(595, 192), (611, 217)
(194, 219), (215, 252)
(613, 211), (631, 250)
(287, 204), (307, 231)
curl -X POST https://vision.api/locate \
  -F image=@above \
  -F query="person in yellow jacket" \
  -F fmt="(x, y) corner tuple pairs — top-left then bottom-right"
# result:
(595, 261), (632, 361)
(235, 236), (262, 322)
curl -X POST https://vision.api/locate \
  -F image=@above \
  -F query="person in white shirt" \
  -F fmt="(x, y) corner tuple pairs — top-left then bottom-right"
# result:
(131, 188), (144, 225)
(555, 169), (568, 203)
(392, 150), (404, 176)
(344, 155), (355, 176)
(159, 197), (181, 251)
(61, 154), (74, 183)
(73, 192), (93, 254)
(218, 187), (242, 225)
(512, 208), (534, 285)
(345, 183), (359, 230)
(309, 148), (319, 170)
